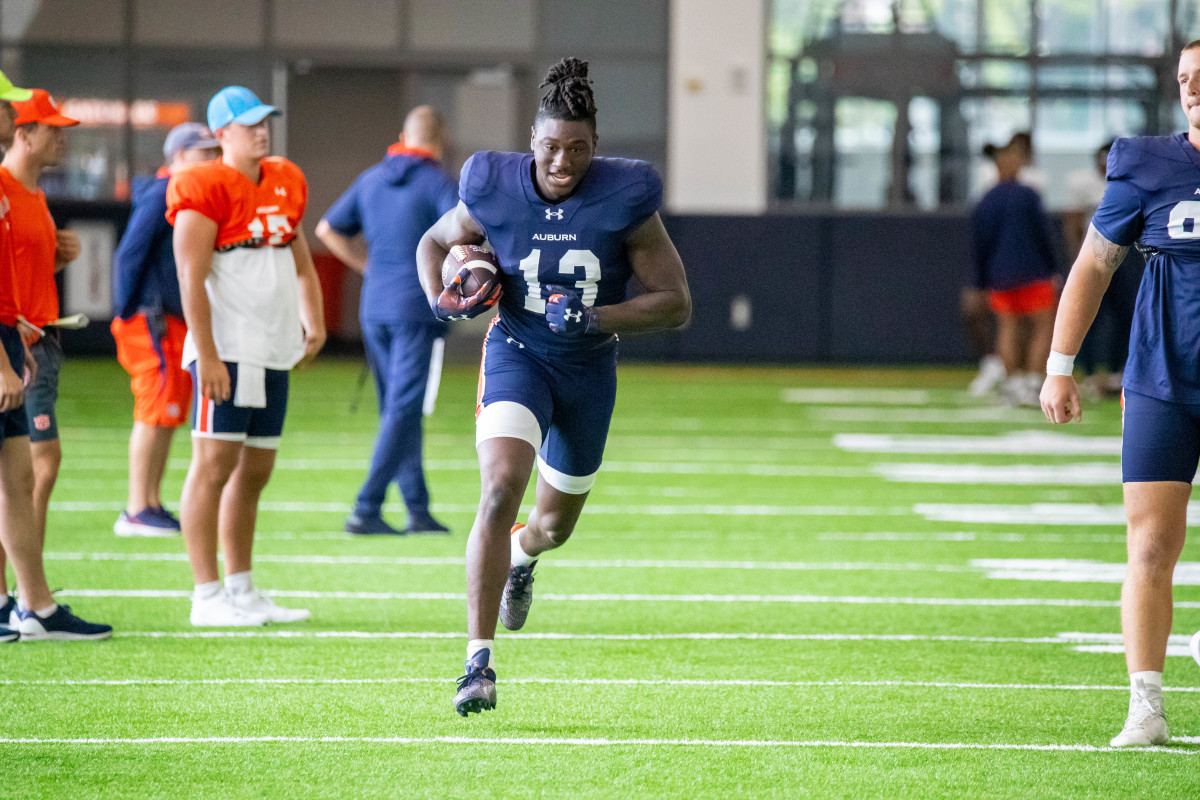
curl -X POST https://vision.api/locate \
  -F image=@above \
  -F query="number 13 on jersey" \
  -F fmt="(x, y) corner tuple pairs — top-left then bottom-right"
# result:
(518, 248), (600, 313)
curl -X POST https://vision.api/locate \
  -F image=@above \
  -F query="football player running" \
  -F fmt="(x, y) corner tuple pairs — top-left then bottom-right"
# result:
(1041, 39), (1200, 747)
(417, 57), (691, 716)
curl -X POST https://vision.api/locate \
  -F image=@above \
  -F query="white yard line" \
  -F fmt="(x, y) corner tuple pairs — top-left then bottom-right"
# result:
(52, 588), (1156, 607)
(49, 500), (912, 517)
(874, 463), (1122, 485)
(835, 430), (1121, 455)
(43, 551), (974, 573)
(818, 532), (1128, 544)
(781, 388), (934, 405)
(5, 676), (1200, 694)
(914, 503), (1135, 526)
(0, 734), (1193, 754)
(815, 407), (1045, 424)
(971, 559), (1200, 585)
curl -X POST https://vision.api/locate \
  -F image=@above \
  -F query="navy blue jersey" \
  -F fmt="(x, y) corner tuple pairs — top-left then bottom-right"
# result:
(324, 149), (458, 323)
(112, 171), (182, 320)
(1093, 133), (1200, 403)
(970, 181), (1057, 291)
(459, 151), (662, 360)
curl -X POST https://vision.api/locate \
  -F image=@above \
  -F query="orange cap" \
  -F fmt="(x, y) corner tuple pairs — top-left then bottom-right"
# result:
(13, 89), (79, 127)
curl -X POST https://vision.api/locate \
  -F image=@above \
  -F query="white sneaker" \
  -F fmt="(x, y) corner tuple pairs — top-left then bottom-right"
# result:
(1190, 630), (1200, 670)
(969, 355), (1006, 397)
(1110, 686), (1168, 747)
(228, 588), (310, 623)
(190, 589), (270, 627)
(1002, 374), (1041, 408)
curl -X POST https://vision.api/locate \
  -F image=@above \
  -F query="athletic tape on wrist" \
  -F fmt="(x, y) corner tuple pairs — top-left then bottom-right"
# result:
(1046, 349), (1075, 377)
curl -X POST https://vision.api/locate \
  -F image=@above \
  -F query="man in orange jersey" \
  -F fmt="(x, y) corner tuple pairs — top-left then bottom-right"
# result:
(0, 74), (109, 641)
(168, 86), (325, 626)
(0, 89), (80, 555)
(111, 122), (220, 538)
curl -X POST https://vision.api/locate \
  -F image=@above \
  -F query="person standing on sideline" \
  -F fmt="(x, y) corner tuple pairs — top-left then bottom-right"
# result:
(111, 122), (220, 537)
(1041, 39), (1200, 747)
(169, 86), (325, 626)
(0, 72), (110, 641)
(971, 134), (1059, 407)
(0, 89), (80, 552)
(417, 58), (691, 716)
(316, 106), (457, 536)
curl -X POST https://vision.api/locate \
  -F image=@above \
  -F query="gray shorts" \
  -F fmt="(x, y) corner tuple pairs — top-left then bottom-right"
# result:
(25, 335), (62, 443)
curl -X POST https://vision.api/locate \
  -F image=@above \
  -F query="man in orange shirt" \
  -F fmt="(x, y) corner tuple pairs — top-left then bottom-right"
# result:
(0, 88), (80, 551)
(169, 86), (324, 626)
(0, 73), (109, 641)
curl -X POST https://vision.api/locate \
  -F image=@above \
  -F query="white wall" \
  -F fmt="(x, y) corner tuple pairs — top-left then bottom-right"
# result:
(668, 0), (767, 213)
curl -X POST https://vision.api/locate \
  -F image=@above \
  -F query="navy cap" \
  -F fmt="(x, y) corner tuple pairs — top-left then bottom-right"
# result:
(163, 122), (219, 159)
(206, 86), (279, 132)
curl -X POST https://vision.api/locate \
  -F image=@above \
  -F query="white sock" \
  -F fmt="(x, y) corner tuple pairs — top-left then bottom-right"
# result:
(467, 639), (494, 668)
(225, 571), (254, 596)
(1131, 671), (1164, 711)
(193, 580), (223, 601)
(36, 603), (57, 617)
(511, 527), (536, 567)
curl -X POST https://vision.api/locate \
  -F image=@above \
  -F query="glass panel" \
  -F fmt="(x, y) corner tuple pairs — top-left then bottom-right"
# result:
(409, 0), (534, 52)
(540, 0), (666, 53)
(982, 0), (1030, 54)
(134, 0), (264, 48)
(1, 0), (122, 44)
(833, 97), (894, 208)
(273, 0), (398, 49)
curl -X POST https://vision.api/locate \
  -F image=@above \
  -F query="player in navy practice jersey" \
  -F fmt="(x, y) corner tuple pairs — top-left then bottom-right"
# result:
(416, 58), (691, 716)
(1041, 40), (1200, 747)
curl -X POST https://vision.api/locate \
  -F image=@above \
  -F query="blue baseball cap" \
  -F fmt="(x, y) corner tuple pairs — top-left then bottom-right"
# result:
(206, 86), (279, 132)
(163, 122), (219, 159)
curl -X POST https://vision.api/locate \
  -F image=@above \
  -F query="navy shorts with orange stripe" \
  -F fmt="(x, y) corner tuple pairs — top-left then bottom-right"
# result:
(188, 361), (288, 448)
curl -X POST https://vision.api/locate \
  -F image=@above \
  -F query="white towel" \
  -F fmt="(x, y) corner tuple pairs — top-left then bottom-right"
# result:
(233, 363), (267, 408)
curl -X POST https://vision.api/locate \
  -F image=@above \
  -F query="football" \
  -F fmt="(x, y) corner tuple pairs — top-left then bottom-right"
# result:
(442, 244), (499, 295)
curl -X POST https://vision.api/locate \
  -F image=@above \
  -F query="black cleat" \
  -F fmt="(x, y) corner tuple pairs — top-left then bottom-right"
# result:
(454, 649), (497, 717)
(498, 562), (536, 631)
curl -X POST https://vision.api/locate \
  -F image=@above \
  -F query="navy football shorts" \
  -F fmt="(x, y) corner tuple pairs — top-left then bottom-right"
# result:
(188, 361), (289, 450)
(1122, 388), (1200, 483)
(475, 325), (617, 494)
(24, 335), (62, 443)
(0, 324), (29, 443)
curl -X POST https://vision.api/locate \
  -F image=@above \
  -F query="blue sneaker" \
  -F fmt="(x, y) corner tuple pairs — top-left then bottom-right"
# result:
(0, 595), (17, 642)
(15, 604), (113, 641)
(149, 506), (181, 530)
(454, 649), (497, 717)
(345, 512), (404, 536)
(114, 507), (179, 537)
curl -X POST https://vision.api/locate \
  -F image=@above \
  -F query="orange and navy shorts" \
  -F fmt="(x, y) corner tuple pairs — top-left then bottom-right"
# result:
(988, 279), (1057, 315)
(111, 313), (191, 427)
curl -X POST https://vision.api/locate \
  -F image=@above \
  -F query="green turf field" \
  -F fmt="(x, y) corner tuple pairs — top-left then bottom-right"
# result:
(3, 357), (1199, 799)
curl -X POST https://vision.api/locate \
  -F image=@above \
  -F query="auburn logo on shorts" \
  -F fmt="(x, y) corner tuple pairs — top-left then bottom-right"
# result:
(33, 414), (50, 431)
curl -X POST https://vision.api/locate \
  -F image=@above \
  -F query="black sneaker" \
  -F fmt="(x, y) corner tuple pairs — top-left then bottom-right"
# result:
(405, 514), (450, 535)
(345, 513), (404, 536)
(498, 562), (536, 631)
(454, 649), (497, 717)
(14, 604), (113, 641)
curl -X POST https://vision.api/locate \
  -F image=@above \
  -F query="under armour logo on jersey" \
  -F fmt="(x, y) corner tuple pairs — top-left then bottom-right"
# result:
(275, 187), (287, 197)
(545, 208), (564, 221)
(506, 336), (525, 349)
(564, 309), (582, 323)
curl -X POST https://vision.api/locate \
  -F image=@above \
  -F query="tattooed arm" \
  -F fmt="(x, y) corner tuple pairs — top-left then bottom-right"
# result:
(1040, 224), (1129, 423)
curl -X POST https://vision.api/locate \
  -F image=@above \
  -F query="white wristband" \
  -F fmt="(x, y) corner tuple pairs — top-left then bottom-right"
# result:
(1046, 349), (1075, 376)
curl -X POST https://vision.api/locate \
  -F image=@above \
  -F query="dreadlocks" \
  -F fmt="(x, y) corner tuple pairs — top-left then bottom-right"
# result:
(536, 57), (597, 129)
